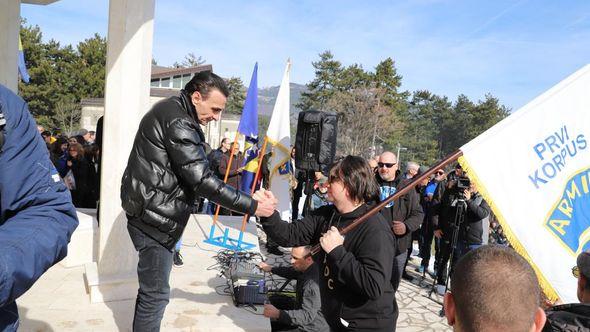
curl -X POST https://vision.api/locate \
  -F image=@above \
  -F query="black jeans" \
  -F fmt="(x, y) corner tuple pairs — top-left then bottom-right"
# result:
(419, 219), (440, 268)
(127, 222), (174, 332)
(291, 178), (304, 221)
(392, 251), (407, 291)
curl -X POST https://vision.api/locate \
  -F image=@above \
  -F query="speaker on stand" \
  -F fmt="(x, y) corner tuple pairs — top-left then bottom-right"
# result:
(294, 110), (338, 216)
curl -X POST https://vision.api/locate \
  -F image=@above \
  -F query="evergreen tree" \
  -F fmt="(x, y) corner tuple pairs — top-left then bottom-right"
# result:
(18, 22), (107, 130)
(225, 77), (246, 114)
(297, 51), (343, 111)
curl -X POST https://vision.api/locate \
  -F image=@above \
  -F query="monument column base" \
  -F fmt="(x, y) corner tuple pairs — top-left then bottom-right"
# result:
(85, 262), (138, 303)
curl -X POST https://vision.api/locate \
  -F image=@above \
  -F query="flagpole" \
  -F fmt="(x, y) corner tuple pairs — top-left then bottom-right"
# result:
(212, 134), (241, 226)
(307, 149), (464, 257)
(236, 137), (269, 248)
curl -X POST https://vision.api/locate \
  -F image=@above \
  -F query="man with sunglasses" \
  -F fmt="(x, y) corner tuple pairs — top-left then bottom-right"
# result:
(543, 250), (590, 331)
(376, 151), (423, 288)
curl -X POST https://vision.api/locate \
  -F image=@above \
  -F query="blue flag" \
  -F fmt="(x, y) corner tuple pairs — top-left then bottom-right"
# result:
(238, 63), (259, 192)
(18, 36), (30, 83)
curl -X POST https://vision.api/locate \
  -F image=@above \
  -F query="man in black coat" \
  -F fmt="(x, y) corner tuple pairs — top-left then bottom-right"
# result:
(121, 72), (274, 331)
(376, 151), (424, 290)
(433, 178), (490, 293)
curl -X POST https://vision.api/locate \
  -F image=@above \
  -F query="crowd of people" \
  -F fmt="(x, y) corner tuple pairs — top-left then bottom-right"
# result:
(38, 125), (101, 209)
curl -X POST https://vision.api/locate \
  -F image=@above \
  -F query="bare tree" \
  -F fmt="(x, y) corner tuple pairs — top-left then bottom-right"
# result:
(326, 86), (401, 158)
(52, 99), (81, 136)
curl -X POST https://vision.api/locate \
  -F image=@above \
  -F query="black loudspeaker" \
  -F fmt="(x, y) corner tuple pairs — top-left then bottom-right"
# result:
(294, 110), (338, 173)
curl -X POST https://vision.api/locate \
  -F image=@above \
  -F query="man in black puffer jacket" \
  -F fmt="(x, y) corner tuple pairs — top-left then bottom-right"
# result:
(121, 72), (273, 331)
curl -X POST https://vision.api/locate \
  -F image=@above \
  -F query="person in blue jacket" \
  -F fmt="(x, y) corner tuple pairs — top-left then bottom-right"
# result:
(0, 84), (78, 331)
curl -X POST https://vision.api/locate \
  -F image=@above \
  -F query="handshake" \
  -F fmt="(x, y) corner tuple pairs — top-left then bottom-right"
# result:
(253, 188), (279, 217)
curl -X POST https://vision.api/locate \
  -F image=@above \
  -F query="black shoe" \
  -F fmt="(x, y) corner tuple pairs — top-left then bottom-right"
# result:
(173, 251), (184, 267)
(266, 246), (284, 256)
(402, 272), (414, 281)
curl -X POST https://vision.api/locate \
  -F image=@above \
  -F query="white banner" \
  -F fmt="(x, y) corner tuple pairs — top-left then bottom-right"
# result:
(460, 64), (590, 302)
(266, 60), (292, 220)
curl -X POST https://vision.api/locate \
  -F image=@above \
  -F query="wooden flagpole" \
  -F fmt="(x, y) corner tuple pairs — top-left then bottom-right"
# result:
(307, 149), (464, 257)
(212, 134), (241, 226)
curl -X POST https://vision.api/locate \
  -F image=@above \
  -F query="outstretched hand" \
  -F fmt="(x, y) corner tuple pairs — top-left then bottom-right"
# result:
(257, 261), (272, 272)
(253, 188), (278, 217)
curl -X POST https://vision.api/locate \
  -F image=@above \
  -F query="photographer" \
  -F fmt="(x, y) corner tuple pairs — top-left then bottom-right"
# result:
(432, 172), (490, 294)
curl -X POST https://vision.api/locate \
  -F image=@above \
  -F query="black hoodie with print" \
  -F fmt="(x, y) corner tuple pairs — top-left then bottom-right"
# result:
(261, 204), (398, 331)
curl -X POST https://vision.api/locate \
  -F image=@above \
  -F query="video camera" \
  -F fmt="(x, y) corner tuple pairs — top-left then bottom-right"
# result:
(456, 176), (471, 190)
(449, 176), (471, 205)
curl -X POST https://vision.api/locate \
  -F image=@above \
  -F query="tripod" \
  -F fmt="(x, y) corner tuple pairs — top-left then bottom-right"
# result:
(428, 196), (467, 316)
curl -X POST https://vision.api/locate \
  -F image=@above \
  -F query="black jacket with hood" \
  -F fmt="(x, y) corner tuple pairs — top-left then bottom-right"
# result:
(261, 204), (398, 331)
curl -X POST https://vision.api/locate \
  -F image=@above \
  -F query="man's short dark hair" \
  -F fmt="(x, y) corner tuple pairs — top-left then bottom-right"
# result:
(451, 245), (541, 332)
(577, 251), (590, 290)
(328, 155), (380, 204)
(184, 71), (229, 99)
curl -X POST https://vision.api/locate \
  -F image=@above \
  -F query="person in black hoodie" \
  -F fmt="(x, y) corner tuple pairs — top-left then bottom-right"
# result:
(254, 156), (398, 331)
(375, 151), (423, 289)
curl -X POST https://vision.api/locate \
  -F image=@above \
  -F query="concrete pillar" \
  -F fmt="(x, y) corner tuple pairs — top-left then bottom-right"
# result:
(0, 0), (20, 93)
(85, 0), (155, 303)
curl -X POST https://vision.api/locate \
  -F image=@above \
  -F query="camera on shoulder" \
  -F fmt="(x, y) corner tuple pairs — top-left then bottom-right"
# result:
(456, 176), (471, 190)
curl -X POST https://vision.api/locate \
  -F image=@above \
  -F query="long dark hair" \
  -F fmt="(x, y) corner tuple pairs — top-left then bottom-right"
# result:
(328, 155), (380, 204)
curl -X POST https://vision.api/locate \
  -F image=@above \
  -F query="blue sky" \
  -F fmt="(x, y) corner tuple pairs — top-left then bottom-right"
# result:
(21, 0), (590, 111)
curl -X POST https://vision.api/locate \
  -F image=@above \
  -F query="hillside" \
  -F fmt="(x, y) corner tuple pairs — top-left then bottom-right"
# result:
(257, 83), (307, 119)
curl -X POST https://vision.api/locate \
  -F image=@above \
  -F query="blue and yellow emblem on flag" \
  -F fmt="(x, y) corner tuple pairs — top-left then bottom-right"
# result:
(240, 136), (259, 192)
(277, 159), (292, 175)
(545, 167), (590, 255)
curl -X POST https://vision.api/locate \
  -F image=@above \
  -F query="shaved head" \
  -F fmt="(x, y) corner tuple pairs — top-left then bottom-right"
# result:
(378, 151), (398, 182)
(447, 245), (544, 332)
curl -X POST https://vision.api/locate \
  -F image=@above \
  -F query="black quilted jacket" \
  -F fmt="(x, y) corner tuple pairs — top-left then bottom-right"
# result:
(121, 90), (257, 249)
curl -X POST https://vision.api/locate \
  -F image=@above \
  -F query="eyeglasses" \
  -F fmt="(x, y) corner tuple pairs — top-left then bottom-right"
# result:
(573, 266), (580, 278)
(378, 162), (396, 168)
(436, 171), (445, 175)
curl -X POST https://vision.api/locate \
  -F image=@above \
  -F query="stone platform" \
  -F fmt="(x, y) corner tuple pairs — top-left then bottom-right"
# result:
(17, 213), (450, 331)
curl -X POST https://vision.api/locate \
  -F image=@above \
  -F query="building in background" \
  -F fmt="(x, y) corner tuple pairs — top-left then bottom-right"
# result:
(80, 64), (241, 149)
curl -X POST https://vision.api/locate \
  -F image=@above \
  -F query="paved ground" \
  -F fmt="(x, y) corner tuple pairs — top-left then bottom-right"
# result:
(17, 215), (450, 331)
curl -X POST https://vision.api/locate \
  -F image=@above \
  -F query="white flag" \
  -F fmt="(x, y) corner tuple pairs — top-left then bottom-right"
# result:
(460, 64), (590, 302)
(266, 60), (292, 220)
